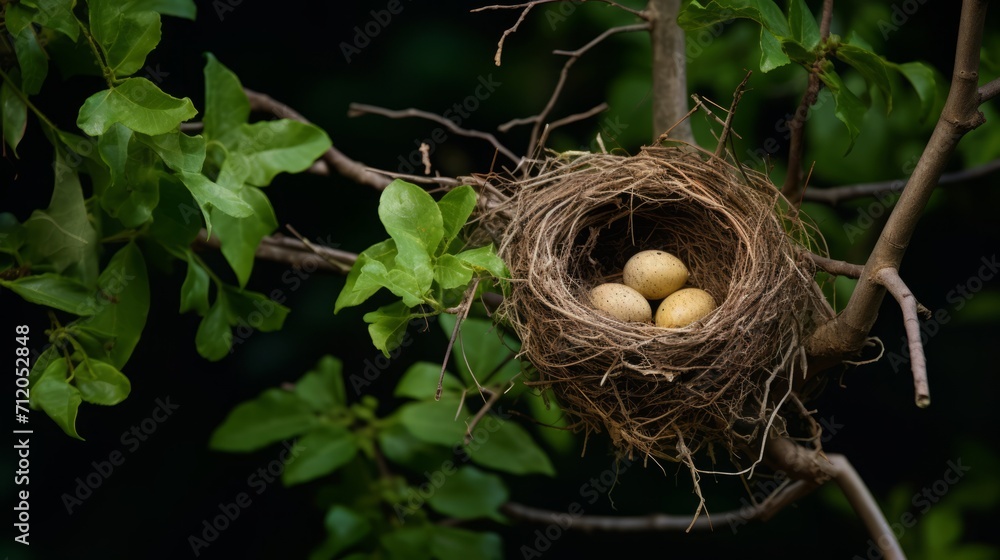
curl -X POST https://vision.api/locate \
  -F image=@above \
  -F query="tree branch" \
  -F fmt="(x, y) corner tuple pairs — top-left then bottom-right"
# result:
(194, 229), (357, 273)
(808, 0), (990, 367)
(240, 88), (392, 191)
(803, 158), (1000, 204)
(347, 103), (521, 165)
(648, 0), (693, 143)
(874, 268), (931, 408)
(781, 0), (834, 204)
(807, 252), (865, 278)
(980, 76), (1000, 103)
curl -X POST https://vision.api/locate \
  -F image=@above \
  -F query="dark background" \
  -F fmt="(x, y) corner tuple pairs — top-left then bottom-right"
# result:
(2, 1), (999, 559)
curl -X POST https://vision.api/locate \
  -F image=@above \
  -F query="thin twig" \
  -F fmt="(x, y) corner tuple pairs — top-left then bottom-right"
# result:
(806, 252), (865, 278)
(715, 71), (752, 158)
(438, 278), (481, 400)
(803, 158), (1000, 204)
(536, 103), (610, 152)
(464, 387), (504, 445)
(874, 267), (930, 408)
(194, 229), (357, 273)
(348, 103), (520, 165)
(781, 0), (835, 204)
(284, 225), (353, 274)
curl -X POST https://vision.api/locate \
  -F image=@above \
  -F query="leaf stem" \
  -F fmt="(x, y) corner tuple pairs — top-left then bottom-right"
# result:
(74, 16), (115, 88)
(0, 67), (59, 131)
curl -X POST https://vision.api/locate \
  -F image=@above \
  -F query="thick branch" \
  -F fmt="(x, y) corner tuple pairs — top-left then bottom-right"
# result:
(648, 0), (693, 143)
(803, 158), (1000, 204)
(874, 268), (931, 408)
(781, 0), (834, 203)
(808, 0), (989, 365)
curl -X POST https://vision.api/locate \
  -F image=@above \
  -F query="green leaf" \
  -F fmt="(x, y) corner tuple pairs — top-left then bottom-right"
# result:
(318, 506), (371, 559)
(137, 131), (206, 173)
(88, 0), (162, 77)
(426, 466), (508, 521)
(363, 301), (415, 357)
(464, 417), (556, 476)
(429, 527), (502, 560)
(398, 398), (467, 446)
(836, 44), (893, 111)
(0, 213), (27, 254)
(31, 358), (84, 440)
(817, 63), (867, 154)
(294, 355), (347, 412)
(222, 120), (332, 186)
(282, 425), (359, 486)
(149, 178), (202, 251)
(209, 388), (319, 452)
(381, 528), (432, 560)
(22, 0), (79, 40)
(759, 28), (790, 72)
(1, 71), (28, 155)
(454, 245), (508, 279)
(177, 171), (254, 235)
(76, 359), (131, 405)
(130, 0), (197, 19)
(0, 273), (96, 315)
(203, 53), (250, 142)
(334, 239), (397, 313)
(379, 181), (442, 284)
(211, 186), (278, 287)
(434, 254), (474, 290)
(13, 25), (48, 96)
(179, 252), (210, 314)
(77, 78), (197, 136)
(4, 4), (36, 36)
(395, 362), (464, 400)
(360, 259), (428, 308)
(679, 0), (791, 72)
(222, 285), (289, 332)
(196, 294), (232, 360)
(99, 125), (162, 227)
(437, 315), (520, 388)
(787, 0), (820, 49)
(894, 61), (938, 119)
(23, 150), (99, 284)
(436, 185), (477, 252)
(75, 242), (150, 368)
(377, 423), (454, 473)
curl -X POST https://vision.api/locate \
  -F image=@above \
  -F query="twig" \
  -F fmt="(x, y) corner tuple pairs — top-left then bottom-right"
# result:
(523, 23), (650, 160)
(980, 76), (1000, 102)
(194, 229), (357, 273)
(438, 278), (481, 400)
(714, 71), (752, 158)
(284, 225), (353, 274)
(536, 103), (610, 152)
(781, 0), (835, 204)
(464, 387), (504, 445)
(803, 158), (1000, 204)
(874, 268), (930, 408)
(806, 252), (865, 278)
(348, 103), (520, 165)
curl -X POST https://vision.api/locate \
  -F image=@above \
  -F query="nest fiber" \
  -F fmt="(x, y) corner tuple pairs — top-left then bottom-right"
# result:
(494, 145), (825, 466)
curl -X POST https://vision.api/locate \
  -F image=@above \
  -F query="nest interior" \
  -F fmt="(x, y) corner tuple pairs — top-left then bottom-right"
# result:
(492, 145), (829, 468)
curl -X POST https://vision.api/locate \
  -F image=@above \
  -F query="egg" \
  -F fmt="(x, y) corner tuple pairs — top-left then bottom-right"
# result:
(589, 283), (653, 323)
(623, 250), (689, 299)
(655, 288), (717, 328)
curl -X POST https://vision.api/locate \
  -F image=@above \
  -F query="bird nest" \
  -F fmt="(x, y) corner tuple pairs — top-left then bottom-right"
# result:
(486, 144), (831, 469)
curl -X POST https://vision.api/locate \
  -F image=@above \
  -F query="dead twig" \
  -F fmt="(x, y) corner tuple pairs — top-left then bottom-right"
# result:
(806, 252), (865, 278)
(194, 229), (357, 273)
(803, 158), (1000, 204)
(715, 71), (752, 158)
(438, 278), (481, 400)
(874, 267), (930, 408)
